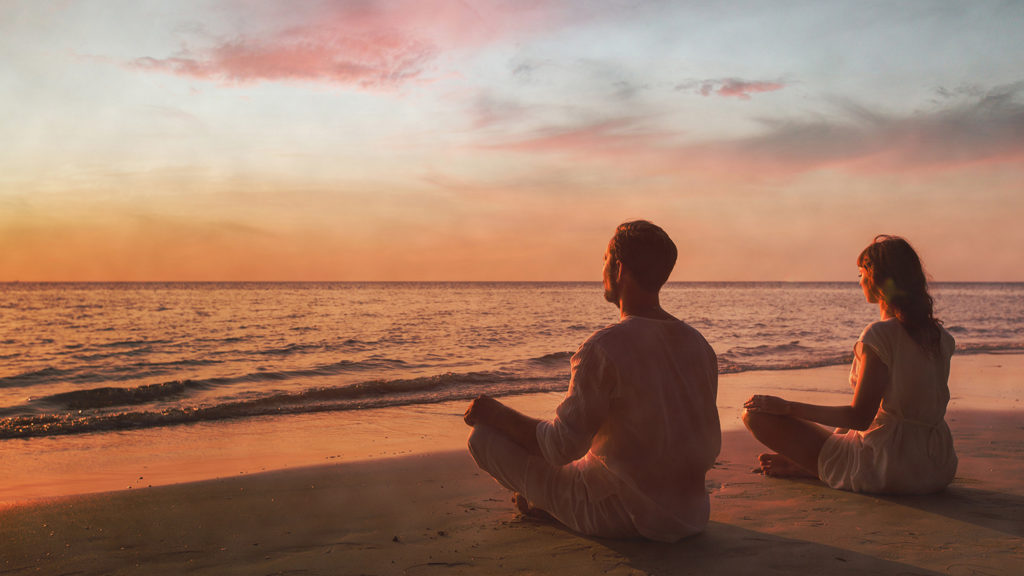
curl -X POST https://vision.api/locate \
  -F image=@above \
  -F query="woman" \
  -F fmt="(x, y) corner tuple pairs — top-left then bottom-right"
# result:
(743, 235), (957, 494)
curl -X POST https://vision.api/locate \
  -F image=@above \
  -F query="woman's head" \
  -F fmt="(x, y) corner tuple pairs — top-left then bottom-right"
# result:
(857, 235), (927, 303)
(857, 235), (942, 353)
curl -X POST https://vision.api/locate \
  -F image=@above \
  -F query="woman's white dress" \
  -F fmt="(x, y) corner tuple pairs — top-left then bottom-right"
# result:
(818, 318), (958, 494)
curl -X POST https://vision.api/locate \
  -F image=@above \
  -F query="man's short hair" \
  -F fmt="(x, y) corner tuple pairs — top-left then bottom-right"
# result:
(609, 220), (677, 292)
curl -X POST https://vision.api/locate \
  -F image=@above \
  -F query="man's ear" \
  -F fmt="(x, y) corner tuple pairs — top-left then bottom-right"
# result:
(616, 260), (627, 283)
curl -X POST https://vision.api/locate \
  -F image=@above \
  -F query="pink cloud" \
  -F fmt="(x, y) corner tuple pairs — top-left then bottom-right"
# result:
(480, 85), (1024, 179)
(132, 1), (552, 88)
(486, 119), (659, 154)
(481, 120), (693, 179)
(692, 78), (785, 100)
(733, 86), (1024, 174)
(134, 31), (436, 88)
(715, 79), (785, 99)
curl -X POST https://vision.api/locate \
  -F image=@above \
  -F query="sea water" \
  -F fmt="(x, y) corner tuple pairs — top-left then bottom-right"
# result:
(1, 282), (1022, 440)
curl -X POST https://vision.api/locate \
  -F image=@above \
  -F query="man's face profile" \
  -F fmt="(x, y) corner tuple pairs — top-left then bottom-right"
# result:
(603, 242), (619, 305)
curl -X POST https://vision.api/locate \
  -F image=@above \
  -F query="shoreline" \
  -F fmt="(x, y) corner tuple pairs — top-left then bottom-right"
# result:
(2, 354), (1022, 574)
(2, 417), (1021, 574)
(1, 353), (1020, 506)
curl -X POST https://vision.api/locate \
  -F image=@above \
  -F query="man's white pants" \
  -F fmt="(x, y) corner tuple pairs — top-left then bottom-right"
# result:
(467, 424), (640, 539)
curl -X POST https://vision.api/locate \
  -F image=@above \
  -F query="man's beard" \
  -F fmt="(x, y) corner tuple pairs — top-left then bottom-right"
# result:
(604, 277), (619, 304)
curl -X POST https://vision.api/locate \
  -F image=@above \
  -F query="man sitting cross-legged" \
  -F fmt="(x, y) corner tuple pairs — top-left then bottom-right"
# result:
(464, 220), (721, 542)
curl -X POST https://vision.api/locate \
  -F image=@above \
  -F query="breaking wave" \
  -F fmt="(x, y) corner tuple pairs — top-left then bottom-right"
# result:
(0, 370), (561, 439)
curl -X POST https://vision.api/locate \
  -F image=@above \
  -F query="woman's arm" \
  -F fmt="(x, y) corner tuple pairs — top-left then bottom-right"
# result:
(745, 346), (889, 431)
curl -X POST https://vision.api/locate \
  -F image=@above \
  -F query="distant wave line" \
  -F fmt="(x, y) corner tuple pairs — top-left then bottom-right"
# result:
(0, 371), (559, 439)
(0, 356), (417, 389)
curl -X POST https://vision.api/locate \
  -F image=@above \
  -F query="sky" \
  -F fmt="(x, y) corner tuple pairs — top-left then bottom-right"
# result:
(2, 0), (1022, 281)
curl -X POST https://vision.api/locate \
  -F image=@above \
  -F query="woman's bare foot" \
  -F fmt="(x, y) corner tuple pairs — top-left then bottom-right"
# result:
(757, 453), (817, 479)
(513, 493), (555, 522)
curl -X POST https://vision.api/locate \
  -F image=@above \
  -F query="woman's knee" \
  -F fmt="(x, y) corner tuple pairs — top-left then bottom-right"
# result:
(741, 408), (765, 432)
(742, 410), (793, 444)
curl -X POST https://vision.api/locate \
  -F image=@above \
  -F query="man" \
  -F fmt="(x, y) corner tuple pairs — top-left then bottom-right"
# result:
(464, 220), (720, 542)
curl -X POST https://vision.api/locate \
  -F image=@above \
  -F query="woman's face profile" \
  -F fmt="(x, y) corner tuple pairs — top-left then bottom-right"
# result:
(858, 266), (878, 304)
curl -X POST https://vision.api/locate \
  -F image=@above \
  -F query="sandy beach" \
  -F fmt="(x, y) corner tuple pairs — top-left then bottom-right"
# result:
(3, 354), (1022, 575)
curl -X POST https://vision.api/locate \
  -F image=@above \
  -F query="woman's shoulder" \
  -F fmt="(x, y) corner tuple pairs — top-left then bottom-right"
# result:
(860, 318), (955, 360)
(860, 317), (901, 339)
(857, 319), (902, 365)
(938, 325), (956, 356)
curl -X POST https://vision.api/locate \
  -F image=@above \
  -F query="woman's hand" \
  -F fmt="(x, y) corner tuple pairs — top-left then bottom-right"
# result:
(744, 394), (791, 416)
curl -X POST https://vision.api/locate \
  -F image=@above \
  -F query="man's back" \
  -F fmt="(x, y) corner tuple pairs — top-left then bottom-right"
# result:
(465, 220), (719, 542)
(537, 316), (720, 540)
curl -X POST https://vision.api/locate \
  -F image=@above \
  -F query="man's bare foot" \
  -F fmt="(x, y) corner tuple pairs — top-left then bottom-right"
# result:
(513, 493), (555, 522)
(757, 453), (817, 479)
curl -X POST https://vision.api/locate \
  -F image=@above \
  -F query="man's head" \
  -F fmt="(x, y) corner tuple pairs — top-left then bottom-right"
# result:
(604, 220), (677, 303)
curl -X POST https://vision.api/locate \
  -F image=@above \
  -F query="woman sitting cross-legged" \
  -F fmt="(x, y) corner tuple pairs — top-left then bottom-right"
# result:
(743, 235), (957, 494)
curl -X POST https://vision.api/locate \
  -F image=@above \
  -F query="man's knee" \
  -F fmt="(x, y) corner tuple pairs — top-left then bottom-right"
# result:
(467, 425), (529, 494)
(467, 425), (495, 468)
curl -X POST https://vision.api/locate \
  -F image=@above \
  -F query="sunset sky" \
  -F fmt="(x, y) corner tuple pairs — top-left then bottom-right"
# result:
(2, 0), (1022, 281)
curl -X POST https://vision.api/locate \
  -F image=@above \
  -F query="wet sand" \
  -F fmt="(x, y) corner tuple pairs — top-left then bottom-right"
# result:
(2, 354), (1022, 575)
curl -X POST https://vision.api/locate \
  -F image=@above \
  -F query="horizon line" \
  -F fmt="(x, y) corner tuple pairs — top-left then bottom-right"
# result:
(2, 280), (1021, 285)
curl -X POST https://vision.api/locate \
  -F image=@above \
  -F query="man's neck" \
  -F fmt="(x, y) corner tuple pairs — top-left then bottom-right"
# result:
(619, 293), (674, 321)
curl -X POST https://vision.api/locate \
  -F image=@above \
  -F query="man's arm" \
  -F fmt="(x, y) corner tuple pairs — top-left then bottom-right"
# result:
(464, 395), (542, 456)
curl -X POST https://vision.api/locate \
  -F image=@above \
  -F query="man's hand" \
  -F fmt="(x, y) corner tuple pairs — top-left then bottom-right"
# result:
(464, 394), (502, 427)
(464, 394), (543, 456)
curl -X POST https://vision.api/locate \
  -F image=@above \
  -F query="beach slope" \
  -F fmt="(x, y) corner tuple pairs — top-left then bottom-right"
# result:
(3, 356), (1023, 575)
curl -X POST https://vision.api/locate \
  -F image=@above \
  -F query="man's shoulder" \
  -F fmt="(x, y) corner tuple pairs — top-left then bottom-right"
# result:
(586, 321), (628, 341)
(582, 319), (647, 345)
(585, 317), (712, 353)
(574, 323), (618, 356)
(575, 318), (716, 383)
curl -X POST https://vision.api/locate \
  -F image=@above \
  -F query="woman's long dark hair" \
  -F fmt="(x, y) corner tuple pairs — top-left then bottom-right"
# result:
(858, 235), (943, 355)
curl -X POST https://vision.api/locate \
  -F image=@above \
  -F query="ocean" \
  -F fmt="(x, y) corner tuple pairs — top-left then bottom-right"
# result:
(2, 282), (1022, 441)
